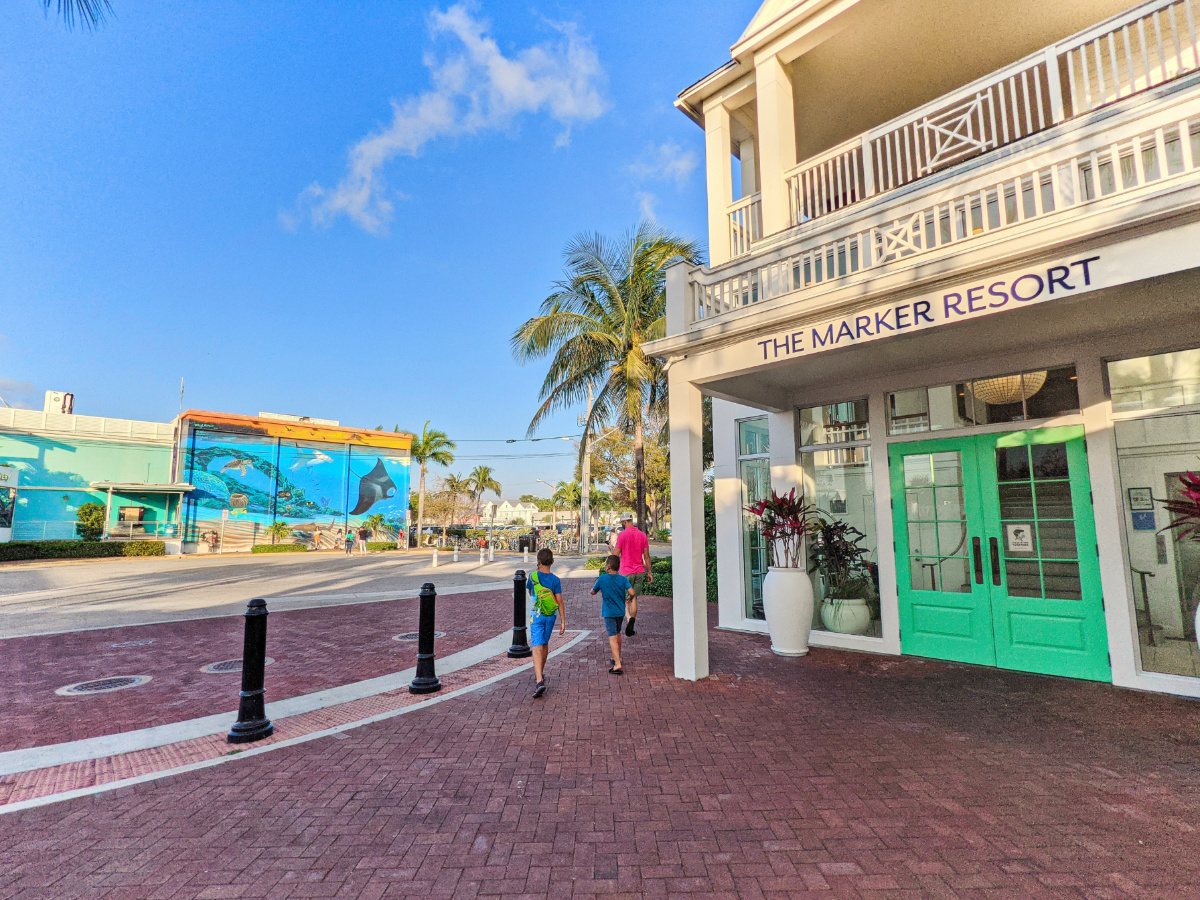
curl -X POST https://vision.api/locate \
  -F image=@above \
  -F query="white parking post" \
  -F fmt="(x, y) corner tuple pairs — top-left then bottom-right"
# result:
(431, 548), (438, 568)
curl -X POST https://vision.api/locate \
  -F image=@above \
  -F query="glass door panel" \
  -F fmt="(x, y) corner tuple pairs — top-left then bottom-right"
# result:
(890, 438), (996, 667)
(978, 428), (1110, 681)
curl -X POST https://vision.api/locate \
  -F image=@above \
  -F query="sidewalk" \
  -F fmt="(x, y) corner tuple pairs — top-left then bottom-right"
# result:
(3, 589), (1200, 898)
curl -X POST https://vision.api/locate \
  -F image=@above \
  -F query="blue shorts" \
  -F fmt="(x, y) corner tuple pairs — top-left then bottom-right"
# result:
(530, 613), (556, 647)
(604, 616), (625, 637)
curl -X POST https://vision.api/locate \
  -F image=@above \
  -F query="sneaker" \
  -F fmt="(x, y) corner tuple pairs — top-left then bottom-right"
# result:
(533, 680), (546, 698)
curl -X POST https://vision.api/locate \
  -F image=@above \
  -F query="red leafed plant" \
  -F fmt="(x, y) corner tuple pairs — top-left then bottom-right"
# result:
(1162, 470), (1200, 540)
(745, 488), (817, 569)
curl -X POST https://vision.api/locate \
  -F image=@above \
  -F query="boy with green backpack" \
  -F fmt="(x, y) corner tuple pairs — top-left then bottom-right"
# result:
(527, 547), (565, 698)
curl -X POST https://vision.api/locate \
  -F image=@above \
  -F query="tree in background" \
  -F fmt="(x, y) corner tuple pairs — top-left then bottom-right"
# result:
(265, 521), (291, 546)
(75, 502), (105, 541)
(554, 480), (581, 535)
(43, 0), (111, 30)
(442, 473), (472, 539)
(363, 513), (386, 540)
(467, 466), (502, 520)
(589, 414), (671, 531)
(511, 222), (701, 532)
(410, 422), (456, 550)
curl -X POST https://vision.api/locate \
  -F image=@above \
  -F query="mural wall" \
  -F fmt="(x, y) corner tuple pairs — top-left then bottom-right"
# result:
(182, 424), (410, 552)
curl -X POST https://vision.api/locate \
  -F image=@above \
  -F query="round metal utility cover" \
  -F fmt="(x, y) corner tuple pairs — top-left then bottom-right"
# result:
(392, 631), (445, 641)
(56, 675), (152, 696)
(200, 657), (275, 674)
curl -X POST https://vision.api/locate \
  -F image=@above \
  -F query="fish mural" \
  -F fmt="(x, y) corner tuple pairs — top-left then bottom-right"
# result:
(350, 459), (396, 515)
(290, 450), (332, 471)
(219, 459), (254, 476)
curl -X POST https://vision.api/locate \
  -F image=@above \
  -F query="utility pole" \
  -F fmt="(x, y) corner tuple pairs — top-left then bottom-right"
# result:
(579, 384), (592, 555)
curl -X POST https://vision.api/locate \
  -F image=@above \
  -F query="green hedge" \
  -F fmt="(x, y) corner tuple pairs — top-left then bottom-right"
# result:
(367, 541), (397, 551)
(631, 571), (672, 598)
(584, 556), (607, 570)
(252, 544), (308, 553)
(0, 540), (165, 562)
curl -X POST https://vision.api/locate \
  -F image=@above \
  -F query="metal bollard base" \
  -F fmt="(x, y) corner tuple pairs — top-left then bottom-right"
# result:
(508, 637), (532, 658)
(227, 717), (274, 744)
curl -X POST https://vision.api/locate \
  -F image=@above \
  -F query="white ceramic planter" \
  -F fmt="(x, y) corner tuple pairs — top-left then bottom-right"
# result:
(820, 598), (873, 635)
(761, 566), (814, 656)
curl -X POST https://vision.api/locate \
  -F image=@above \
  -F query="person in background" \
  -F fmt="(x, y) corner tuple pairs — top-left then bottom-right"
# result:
(343, 529), (354, 556)
(527, 547), (565, 698)
(357, 525), (370, 556)
(590, 554), (636, 674)
(607, 525), (619, 555)
(614, 512), (651, 635)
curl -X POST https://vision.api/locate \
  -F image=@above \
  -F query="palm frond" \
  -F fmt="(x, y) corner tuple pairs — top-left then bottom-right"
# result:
(43, 0), (112, 30)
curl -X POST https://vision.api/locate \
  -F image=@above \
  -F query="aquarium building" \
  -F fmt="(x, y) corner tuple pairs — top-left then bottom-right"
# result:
(651, 0), (1200, 698)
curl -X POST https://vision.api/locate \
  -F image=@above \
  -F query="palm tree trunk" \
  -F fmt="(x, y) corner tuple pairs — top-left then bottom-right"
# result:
(633, 414), (647, 531)
(417, 464), (427, 548)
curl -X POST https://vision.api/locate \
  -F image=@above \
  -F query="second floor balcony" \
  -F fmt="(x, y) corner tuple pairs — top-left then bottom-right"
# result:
(705, 0), (1200, 267)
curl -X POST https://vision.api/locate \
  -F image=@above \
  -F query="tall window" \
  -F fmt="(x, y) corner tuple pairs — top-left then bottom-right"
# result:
(738, 418), (770, 620)
(800, 401), (881, 637)
(1109, 347), (1200, 678)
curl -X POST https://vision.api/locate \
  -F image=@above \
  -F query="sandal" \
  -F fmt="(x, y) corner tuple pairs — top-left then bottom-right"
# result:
(608, 666), (624, 675)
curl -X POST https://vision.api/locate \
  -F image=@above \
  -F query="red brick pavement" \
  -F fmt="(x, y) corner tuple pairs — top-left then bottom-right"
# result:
(3, 592), (1200, 899)
(0, 584), (553, 751)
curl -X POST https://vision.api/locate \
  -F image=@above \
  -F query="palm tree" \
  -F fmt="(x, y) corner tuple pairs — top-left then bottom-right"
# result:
(265, 520), (290, 546)
(511, 221), (701, 531)
(410, 421), (455, 549)
(554, 480), (582, 537)
(442, 473), (471, 543)
(468, 465), (502, 520)
(363, 513), (386, 540)
(44, 0), (111, 29)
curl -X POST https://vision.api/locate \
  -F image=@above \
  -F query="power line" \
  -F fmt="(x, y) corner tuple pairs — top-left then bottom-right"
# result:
(450, 435), (580, 443)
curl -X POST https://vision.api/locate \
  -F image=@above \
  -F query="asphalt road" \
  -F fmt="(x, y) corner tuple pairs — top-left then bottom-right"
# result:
(0, 550), (599, 638)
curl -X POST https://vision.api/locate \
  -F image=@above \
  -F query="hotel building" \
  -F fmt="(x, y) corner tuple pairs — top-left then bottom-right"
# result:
(650, 0), (1200, 696)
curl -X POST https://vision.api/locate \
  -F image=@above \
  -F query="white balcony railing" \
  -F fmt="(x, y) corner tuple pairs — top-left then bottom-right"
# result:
(690, 83), (1200, 323)
(767, 0), (1200, 239)
(727, 192), (762, 258)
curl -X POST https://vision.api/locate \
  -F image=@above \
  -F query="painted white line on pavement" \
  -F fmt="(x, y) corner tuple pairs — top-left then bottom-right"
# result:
(0, 630), (593, 816)
(0, 628), (515, 776)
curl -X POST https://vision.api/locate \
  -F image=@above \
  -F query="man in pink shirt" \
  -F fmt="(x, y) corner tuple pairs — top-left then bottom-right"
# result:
(615, 513), (652, 581)
(614, 512), (651, 637)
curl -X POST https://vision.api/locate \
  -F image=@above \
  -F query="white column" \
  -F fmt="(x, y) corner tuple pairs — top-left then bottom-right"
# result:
(868, 390), (901, 653)
(669, 367), (709, 680)
(704, 102), (734, 267)
(738, 137), (758, 198)
(665, 259), (690, 334)
(754, 54), (798, 237)
(1077, 356), (1141, 687)
(767, 408), (799, 495)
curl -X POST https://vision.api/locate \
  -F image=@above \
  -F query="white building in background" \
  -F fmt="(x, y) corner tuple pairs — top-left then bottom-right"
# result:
(650, 0), (1200, 698)
(480, 499), (541, 527)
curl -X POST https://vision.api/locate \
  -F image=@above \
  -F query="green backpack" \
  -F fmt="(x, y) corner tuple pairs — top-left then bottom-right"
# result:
(528, 571), (559, 616)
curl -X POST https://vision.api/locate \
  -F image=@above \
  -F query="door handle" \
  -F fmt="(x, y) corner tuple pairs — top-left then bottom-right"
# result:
(989, 537), (1002, 586)
(972, 537), (983, 584)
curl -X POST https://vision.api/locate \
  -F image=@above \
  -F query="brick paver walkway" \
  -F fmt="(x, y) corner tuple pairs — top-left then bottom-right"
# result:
(0, 586), (531, 751)
(3, 585), (1200, 899)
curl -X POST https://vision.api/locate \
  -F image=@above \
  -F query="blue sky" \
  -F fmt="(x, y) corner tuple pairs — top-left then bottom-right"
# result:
(0, 0), (754, 497)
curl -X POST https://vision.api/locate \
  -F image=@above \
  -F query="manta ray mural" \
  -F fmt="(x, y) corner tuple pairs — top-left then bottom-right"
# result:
(181, 420), (410, 551)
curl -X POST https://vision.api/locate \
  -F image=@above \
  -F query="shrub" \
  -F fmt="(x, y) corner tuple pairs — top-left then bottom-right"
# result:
(631, 571), (672, 598)
(584, 556), (607, 570)
(651, 556), (672, 574)
(367, 541), (397, 551)
(0, 541), (119, 562)
(252, 544), (307, 553)
(122, 541), (165, 557)
(76, 502), (106, 541)
(654, 528), (670, 542)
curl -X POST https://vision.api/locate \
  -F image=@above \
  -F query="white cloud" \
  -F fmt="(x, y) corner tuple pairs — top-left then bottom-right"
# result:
(0, 377), (37, 409)
(290, 4), (608, 234)
(628, 142), (698, 187)
(634, 191), (658, 222)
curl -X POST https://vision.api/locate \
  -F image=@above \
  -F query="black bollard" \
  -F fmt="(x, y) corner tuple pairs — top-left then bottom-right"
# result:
(508, 570), (532, 658)
(227, 598), (274, 744)
(409, 582), (442, 694)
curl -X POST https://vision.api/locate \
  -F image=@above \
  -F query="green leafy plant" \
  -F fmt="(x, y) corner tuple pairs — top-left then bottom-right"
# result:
(122, 541), (166, 557)
(264, 520), (291, 545)
(252, 544), (307, 554)
(76, 502), (106, 541)
(363, 513), (386, 539)
(584, 556), (608, 570)
(366, 541), (397, 552)
(808, 517), (876, 614)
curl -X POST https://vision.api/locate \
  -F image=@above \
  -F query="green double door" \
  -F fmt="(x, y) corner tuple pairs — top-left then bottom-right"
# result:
(890, 427), (1111, 681)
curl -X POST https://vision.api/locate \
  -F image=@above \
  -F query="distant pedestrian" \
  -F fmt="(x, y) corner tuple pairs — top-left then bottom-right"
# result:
(357, 526), (369, 556)
(591, 554), (636, 674)
(606, 526), (619, 555)
(343, 529), (354, 556)
(615, 513), (652, 585)
(527, 547), (565, 698)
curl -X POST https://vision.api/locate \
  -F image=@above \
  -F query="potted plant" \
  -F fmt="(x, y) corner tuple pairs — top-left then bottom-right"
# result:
(746, 488), (817, 656)
(808, 517), (877, 635)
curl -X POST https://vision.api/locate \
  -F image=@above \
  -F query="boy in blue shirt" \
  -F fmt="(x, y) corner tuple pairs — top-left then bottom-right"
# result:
(527, 548), (565, 698)
(591, 554), (637, 674)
